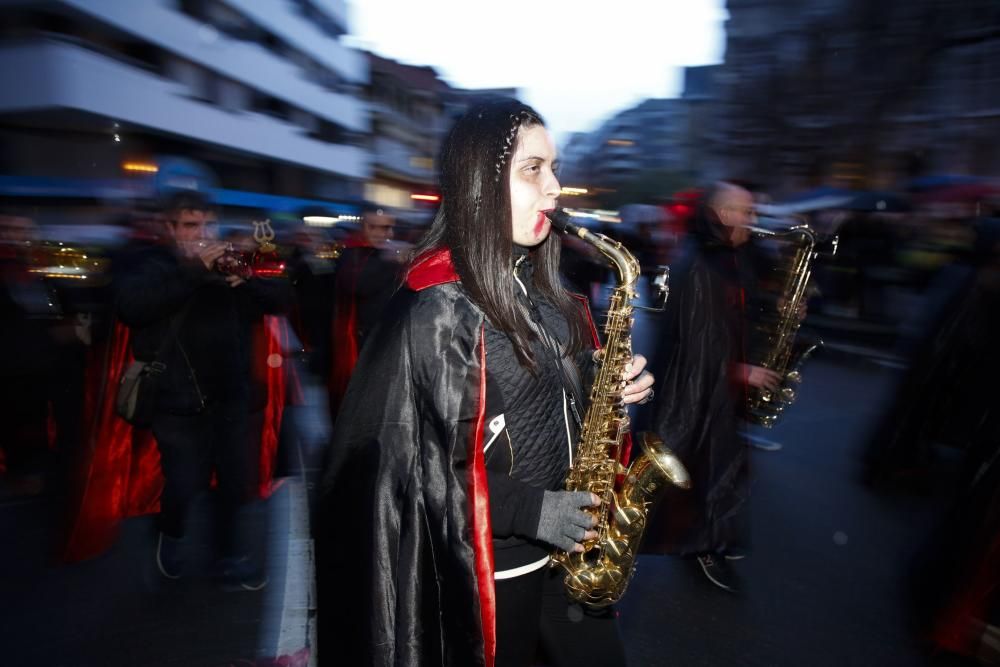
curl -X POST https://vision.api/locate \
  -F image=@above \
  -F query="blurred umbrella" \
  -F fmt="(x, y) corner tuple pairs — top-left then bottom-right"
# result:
(906, 174), (986, 192)
(619, 203), (666, 227)
(756, 194), (853, 216)
(785, 186), (853, 202)
(915, 182), (1000, 203)
(843, 191), (911, 212)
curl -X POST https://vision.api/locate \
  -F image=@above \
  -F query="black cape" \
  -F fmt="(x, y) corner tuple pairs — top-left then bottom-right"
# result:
(864, 221), (1000, 481)
(643, 218), (755, 556)
(317, 249), (496, 666)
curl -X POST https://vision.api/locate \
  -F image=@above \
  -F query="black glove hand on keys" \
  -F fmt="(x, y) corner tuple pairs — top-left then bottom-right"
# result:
(535, 490), (599, 553)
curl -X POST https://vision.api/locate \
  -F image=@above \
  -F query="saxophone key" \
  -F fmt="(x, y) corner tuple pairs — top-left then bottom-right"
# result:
(613, 505), (645, 536)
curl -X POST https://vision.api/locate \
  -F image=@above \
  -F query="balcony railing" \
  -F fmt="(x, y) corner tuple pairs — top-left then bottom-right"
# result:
(63, 0), (368, 132)
(0, 40), (370, 180)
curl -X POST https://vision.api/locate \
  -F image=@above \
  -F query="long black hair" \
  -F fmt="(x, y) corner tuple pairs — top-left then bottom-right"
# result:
(411, 97), (588, 370)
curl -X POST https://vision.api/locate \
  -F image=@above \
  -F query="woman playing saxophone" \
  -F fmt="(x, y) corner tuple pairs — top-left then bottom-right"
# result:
(317, 98), (653, 667)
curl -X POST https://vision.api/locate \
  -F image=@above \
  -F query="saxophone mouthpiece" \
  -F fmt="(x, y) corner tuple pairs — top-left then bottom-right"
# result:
(546, 208), (578, 235)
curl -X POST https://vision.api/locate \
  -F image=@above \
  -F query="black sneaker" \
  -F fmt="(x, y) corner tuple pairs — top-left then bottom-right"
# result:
(217, 556), (268, 592)
(724, 548), (747, 561)
(696, 554), (740, 593)
(156, 532), (183, 580)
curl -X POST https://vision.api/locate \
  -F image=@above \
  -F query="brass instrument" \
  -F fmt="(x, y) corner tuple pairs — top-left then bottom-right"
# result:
(213, 219), (287, 279)
(746, 224), (838, 427)
(547, 209), (691, 608)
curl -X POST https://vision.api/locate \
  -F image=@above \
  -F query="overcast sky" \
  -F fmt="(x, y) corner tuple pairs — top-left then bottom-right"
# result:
(344, 0), (728, 144)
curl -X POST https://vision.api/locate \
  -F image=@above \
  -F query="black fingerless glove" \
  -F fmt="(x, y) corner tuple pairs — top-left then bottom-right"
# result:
(534, 490), (596, 552)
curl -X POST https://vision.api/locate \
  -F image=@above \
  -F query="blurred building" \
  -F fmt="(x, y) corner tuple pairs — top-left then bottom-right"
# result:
(556, 132), (590, 186)
(365, 53), (444, 219)
(562, 0), (1000, 199)
(440, 86), (521, 129)
(557, 99), (682, 203)
(363, 51), (519, 221)
(680, 65), (724, 182)
(714, 0), (1000, 192)
(558, 66), (724, 206)
(0, 0), (369, 223)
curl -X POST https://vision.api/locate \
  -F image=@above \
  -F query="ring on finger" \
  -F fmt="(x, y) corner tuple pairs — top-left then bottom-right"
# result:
(638, 388), (655, 405)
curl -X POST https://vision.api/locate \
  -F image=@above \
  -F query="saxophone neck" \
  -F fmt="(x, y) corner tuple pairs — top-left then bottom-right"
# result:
(547, 209), (640, 286)
(576, 228), (640, 287)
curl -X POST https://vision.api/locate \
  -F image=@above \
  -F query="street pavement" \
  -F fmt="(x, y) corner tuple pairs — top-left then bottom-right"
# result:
(609, 280), (962, 667)
(0, 293), (971, 667)
(618, 354), (957, 667)
(0, 476), (310, 667)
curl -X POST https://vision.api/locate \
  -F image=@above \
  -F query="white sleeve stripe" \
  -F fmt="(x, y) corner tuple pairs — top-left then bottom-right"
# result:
(494, 555), (551, 580)
(563, 390), (574, 466)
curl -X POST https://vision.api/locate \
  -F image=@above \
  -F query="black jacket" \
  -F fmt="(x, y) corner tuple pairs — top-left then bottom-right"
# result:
(317, 248), (596, 666)
(332, 244), (402, 349)
(482, 252), (594, 573)
(116, 244), (289, 414)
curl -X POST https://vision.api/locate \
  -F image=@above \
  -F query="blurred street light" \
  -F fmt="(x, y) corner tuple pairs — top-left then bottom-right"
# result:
(122, 162), (159, 173)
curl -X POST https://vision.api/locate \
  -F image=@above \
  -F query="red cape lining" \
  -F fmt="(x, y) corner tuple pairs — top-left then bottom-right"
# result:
(63, 316), (291, 562)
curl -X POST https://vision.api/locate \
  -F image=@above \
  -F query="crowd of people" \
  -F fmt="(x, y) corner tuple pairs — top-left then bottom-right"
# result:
(2, 97), (999, 666)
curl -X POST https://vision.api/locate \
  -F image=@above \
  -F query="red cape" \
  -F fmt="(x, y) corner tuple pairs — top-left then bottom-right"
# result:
(63, 316), (292, 562)
(328, 238), (377, 416)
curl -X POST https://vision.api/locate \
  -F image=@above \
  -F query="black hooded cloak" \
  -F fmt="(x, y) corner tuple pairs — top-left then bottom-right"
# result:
(317, 248), (495, 666)
(316, 247), (601, 666)
(642, 211), (757, 556)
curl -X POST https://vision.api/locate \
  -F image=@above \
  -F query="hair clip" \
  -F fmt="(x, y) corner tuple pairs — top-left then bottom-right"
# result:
(495, 111), (529, 182)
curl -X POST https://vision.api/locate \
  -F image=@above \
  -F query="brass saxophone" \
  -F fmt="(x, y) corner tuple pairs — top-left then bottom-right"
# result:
(746, 224), (838, 427)
(547, 209), (691, 608)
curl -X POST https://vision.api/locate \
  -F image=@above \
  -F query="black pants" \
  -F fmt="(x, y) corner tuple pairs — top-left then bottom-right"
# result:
(151, 403), (259, 558)
(1, 373), (50, 473)
(494, 565), (627, 667)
